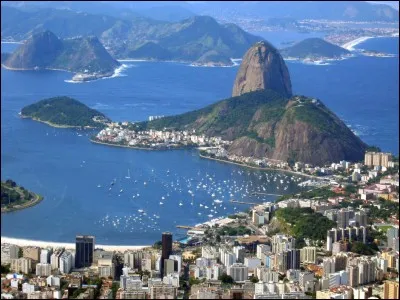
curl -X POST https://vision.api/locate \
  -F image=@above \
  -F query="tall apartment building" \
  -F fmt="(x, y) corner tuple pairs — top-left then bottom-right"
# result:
(227, 263), (248, 282)
(365, 152), (392, 167)
(75, 235), (95, 268)
(35, 263), (52, 277)
(300, 247), (316, 264)
(384, 280), (399, 300)
(97, 251), (115, 278)
(23, 246), (41, 262)
(161, 232), (172, 277)
(150, 283), (177, 299)
(271, 235), (296, 254)
(348, 265), (359, 287)
(11, 257), (32, 274)
(50, 249), (64, 270)
(1, 244), (19, 265)
(40, 248), (53, 264)
(233, 246), (246, 263)
(59, 251), (73, 274)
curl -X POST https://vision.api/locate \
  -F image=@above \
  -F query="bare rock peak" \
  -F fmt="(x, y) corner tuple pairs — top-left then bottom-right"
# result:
(232, 41), (292, 98)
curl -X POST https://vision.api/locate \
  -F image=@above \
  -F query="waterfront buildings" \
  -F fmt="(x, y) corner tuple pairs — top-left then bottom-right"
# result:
(1, 244), (19, 265)
(161, 232), (172, 276)
(75, 235), (95, 268)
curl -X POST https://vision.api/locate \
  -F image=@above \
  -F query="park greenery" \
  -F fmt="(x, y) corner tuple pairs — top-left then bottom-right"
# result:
(1, 179), (35, 207)
(217, 225), (252, 236)
(21, 96), (110, 128)
(275, 207), (336, 241)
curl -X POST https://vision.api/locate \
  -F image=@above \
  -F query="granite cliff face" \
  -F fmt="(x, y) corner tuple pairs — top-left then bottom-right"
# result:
(139, 41), (367, 165)
(2, 30), (120, 75)
(232, 41), (292, 98)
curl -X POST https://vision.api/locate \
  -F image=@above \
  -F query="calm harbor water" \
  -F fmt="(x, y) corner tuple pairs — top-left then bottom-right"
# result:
(1, 37), (398, 244)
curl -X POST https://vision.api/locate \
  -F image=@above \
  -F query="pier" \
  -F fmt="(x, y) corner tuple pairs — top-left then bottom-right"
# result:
(176, 225), (196, 230)
(251, 192), (283, 196)
(230, 200), (260, 205)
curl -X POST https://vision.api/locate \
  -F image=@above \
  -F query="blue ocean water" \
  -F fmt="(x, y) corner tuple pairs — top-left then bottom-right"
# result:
(1, 37), (398, 245)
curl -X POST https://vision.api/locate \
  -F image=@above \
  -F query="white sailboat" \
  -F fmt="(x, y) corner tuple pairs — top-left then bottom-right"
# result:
(125, 169), (131, 179)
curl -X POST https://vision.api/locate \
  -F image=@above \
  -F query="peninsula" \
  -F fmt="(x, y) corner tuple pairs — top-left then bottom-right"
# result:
(280, 38), (352, 63)
(1, 30), (120, 82)
(1, 180), (43, 213)
(133, 41), (367, 166)
(20, 96), (111, 129)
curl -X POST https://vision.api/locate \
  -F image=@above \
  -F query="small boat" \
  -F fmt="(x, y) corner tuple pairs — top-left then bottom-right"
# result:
(120, 189), (123, 193)
(138, 209), (144, 213)
(159, 202), (164, 205)
(125, 169), (131, 179)
(97, 184), (101, 188)
(179, 203), (183, 206)
(144, 182), (147, 185)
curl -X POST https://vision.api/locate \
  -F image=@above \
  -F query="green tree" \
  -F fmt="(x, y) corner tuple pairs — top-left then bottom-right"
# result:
(250, 276), (259, 283)
(111, 282), (119, 299)
(218, 273), (234, 284)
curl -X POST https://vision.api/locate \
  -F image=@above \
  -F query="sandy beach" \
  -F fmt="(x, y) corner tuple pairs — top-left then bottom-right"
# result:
(1, 236), (150, 252)
(342, 36), (374, 51)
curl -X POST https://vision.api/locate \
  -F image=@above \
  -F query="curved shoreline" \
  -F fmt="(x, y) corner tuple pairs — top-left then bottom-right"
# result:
(91, 139), (323, 179)
(1, 193), (43, 213)
(198, 154), (323, 179)
(0, 237), (150, 251)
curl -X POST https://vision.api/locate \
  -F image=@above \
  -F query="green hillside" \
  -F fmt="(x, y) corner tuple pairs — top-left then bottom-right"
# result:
(21, 96), (111, 128)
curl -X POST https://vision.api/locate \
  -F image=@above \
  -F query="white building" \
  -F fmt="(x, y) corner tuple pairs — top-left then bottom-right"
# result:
(46, 275), (61, 287)
(1, 244), (19, 265)
(40, 248), (53, 264)
(227, 263), (248, 282)
(59, 251), (73, 274)
(35, 263), (52, 277)
(22, 283), (35, 294)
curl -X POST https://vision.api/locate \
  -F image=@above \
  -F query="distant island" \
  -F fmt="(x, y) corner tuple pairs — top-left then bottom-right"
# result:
(1, 180), (43, 213)
(1, 30), (121, 82)
(20, 96), (111, 129)
(1, 6), (261, 66)
(280, 38), (352, 63)
(359, 49), (397, 58)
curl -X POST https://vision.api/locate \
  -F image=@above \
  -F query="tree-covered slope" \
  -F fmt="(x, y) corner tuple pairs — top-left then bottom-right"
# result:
(137, 89), (366, 165)
(21, 96), (111, 128)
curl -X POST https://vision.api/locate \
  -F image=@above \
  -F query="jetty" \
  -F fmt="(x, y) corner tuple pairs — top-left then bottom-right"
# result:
(230, 200), (260, 205)
(251, 192), (283, 196)
(176, 225), (196, 230)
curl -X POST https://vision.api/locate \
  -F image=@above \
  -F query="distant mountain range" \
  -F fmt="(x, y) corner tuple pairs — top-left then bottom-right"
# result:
(2, 1), (398, 22)
(2, 30), (120, 81)
(1, 6), (261, 65)
(280, 38), (351, 59)
(186, 1), (399, 22)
